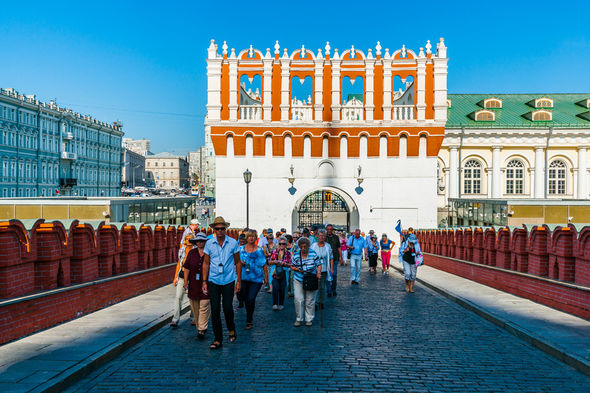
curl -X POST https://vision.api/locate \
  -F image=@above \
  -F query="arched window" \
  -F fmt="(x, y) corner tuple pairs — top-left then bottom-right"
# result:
(484, 98), (502, 109)
(548, 160), (567, 195)
(475, 110), (495, 121)
(532, 111), (552, 121)
(506, 160), (524, 194)
(535, 98), (553, 108)
(463, 159), (482, 194)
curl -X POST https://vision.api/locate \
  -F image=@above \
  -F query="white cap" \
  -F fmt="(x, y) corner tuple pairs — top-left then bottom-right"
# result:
(190, 219), (199, 225)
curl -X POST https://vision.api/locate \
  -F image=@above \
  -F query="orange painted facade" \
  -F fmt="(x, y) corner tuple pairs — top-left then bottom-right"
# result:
(207, 40), (448, 159)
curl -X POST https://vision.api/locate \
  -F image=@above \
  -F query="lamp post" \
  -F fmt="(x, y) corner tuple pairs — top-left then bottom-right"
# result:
(243, 169), (252, 229)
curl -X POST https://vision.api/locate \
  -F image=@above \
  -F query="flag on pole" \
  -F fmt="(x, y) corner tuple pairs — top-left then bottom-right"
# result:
(395, 219), (402, 235)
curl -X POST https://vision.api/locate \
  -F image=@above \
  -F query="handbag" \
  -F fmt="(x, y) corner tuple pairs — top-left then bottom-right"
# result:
(415, 253), (424, 267)
(302, 272), (319, 291)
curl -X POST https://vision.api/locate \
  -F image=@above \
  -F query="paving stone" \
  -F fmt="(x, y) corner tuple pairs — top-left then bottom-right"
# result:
(66, 266), (590, 392)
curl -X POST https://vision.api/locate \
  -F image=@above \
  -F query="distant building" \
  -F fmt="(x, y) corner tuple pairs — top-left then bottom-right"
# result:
(0, 88), (123, 197)
(145, 153), (190, 189)
(122, 138), (151, 156)
(122, 149), (145, 188)
(187, 139), (216, 196)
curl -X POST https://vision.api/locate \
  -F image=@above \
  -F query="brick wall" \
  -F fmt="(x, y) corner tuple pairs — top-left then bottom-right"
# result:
(0, 218), (240, 344)
(415, 224), (590, 319)
(425, 253), (590, 319)
(0, 263), (175, 345)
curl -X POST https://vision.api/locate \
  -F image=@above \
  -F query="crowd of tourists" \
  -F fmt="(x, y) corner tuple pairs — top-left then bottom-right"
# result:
(170, 217), (422, 349)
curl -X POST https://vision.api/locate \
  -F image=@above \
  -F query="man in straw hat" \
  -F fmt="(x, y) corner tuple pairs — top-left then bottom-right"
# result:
(202, 216), (241, 349)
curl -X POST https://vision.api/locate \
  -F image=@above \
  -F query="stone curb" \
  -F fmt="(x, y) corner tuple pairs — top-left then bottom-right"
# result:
(391, 264), (590, 377)
(29, 303), (190, 393)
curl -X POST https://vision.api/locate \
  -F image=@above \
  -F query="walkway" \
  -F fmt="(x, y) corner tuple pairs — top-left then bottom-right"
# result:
(65, 265), (590, 392)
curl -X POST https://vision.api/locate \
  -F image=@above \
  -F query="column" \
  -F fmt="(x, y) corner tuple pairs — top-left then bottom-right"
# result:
(228, 59), (238, 121)
(416, 57), (427, 121)
(491, 146), (502, 198)
(365, 60), (375, 121)
(314, 58), (324, 122)
(382, 60), (392, 121)
(331, 61), (341, 121)
(206, 61), (222, 121)
(262, 58), (273, 121)
(577, 146), (588, 199)
(534, 147), (545, 198)
(449, 146), (459, 199)
(280, 59), (290, 121)
(433, 39), (448, 122)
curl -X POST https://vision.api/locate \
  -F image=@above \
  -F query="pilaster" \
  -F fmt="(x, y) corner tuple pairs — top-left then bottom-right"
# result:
(365, 59), (375, 122)
(314, 56), (324, 122)
(382, 60), (392, 121)
(330, 60), (341, 121)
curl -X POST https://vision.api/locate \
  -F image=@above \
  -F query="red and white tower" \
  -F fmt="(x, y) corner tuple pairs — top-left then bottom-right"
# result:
(205, 39), (448, 234)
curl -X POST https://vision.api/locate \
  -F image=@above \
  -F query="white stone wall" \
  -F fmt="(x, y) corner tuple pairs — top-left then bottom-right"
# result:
(215, 155), (437, 235)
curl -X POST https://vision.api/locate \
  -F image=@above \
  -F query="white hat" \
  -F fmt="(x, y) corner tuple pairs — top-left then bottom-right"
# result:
(190, 219), (199, 225)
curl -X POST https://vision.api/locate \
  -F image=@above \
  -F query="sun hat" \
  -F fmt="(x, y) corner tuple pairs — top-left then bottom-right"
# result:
(189, 232), (208, 244)
(190, 218), (199, 225)
(209, 216), (230, 229)
(369, 230), (375, 234)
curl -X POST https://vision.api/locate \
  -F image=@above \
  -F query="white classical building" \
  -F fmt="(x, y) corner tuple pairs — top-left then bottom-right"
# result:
(205, 39), (448, 233)
(437, 94), (590, 226)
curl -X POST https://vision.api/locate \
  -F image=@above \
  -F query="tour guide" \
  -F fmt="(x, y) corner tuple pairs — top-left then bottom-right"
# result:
(202, 216), (241, 350)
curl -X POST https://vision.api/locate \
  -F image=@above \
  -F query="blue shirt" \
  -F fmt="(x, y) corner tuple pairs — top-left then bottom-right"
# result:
(239, 246), (266, 283)
(367, 241), (379, 254)
(204, 236), (239, 285)
(292, 248), (321, 282)
(380, 239), (393, 251)
(347, 236), (367, 255)
(311, 242), (332, 272)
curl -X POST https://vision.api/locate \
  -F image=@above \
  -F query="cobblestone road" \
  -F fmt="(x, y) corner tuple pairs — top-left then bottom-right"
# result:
(68, 265), (590, 392)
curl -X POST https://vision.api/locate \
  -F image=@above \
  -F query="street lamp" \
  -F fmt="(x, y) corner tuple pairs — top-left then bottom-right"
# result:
(243, 169), (252, 229)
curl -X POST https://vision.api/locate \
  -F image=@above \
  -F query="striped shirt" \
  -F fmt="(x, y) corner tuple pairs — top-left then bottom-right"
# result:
(292, 248), (321, 282)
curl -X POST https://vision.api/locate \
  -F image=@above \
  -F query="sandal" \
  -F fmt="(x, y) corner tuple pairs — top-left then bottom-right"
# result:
(229, 331), (237, 342)
(245, 323), (253, 330)
(197, 331), (205, 340)
(209, 341), (222, 350)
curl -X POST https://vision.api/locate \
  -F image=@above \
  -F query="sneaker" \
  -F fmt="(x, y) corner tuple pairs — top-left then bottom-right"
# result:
(327, 292), (332, 298)
(351, 280), (355, 285)
(305, 321), (313, 327)
(272, 305), (278, 311)
(278, 305), (284, 310)
(294, 321), (301, 327)
(382, 271), (386, 276)
(170, 322), (178, 328)
(332, 291), (337, 297)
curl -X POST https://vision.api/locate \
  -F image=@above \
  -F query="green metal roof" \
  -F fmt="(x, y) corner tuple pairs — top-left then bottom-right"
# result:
(447, 94), (590, 128)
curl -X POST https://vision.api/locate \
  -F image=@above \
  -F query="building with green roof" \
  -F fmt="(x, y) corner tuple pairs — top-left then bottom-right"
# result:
(438, 93), (590, 227)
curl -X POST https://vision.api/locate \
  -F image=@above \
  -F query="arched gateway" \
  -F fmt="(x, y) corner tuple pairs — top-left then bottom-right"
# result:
(295, 188), (359, 232)
(206, 39), (447, 234)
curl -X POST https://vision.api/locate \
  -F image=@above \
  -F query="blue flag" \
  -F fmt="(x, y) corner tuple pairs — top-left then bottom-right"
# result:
(395, 219), (402, 235)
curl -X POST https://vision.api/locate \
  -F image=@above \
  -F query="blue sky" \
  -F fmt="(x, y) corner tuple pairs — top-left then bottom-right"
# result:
(1, 0), (589, 154)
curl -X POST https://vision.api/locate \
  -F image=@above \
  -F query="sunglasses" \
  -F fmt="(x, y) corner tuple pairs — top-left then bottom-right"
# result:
(279, 243), (287, 246)
(214, 227), (226, 231)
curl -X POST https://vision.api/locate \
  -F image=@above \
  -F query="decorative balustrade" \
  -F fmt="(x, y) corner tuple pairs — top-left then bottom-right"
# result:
(291, 105), (313, 121)
(239, 105), (262, 121)
(392, 105), (414, 120)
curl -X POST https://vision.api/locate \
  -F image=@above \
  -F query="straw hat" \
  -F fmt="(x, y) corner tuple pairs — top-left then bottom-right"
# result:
(209, 216), (231, 229)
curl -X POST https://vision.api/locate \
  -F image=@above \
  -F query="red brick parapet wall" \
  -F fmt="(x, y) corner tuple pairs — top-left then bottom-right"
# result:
(414, 224), (590, 319)
(0, 219), (240, 344)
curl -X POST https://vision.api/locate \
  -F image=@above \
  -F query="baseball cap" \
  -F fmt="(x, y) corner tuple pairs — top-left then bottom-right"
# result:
(266, 228), (273, 234)
(190, 218), (199, 225)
